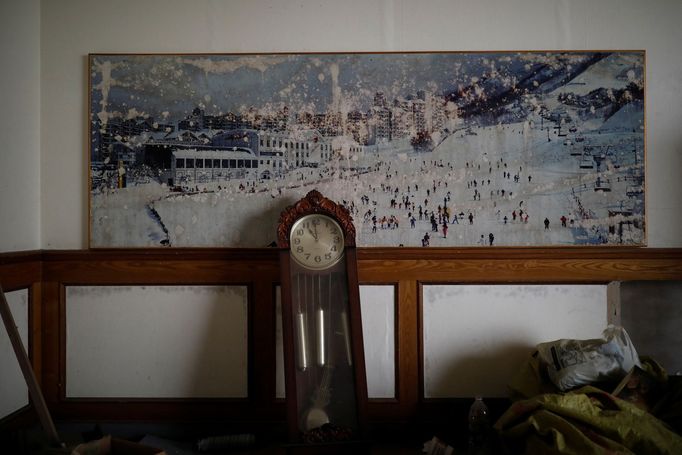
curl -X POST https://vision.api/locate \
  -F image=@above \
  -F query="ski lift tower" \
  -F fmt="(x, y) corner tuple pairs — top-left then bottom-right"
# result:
(592, 147), (608, 172)
(554, 113), (568, 137)
(628, 139), (644, 186)
(594, 175), (612, 192)
(592, 148), (612, 191)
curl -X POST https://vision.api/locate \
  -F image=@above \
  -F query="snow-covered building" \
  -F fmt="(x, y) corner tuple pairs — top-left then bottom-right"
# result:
(258, 131), (309, 168)
(171, 147), (259, 185)
(257, 128), (334, 170)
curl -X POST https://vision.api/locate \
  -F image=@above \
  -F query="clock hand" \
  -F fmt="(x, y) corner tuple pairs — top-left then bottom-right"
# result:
(307, 227), (318, 241)
(313, 224), (319, 242)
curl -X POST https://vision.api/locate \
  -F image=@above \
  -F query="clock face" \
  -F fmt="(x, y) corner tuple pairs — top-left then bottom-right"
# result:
(289, 214), (345, 270)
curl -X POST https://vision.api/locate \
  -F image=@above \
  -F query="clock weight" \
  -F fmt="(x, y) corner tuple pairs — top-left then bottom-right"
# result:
(294, 273), (309, 372)
(315, 274), (327, 368)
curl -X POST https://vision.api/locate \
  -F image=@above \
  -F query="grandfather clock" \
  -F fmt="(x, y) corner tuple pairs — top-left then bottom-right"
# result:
(277, 190), (368, 447)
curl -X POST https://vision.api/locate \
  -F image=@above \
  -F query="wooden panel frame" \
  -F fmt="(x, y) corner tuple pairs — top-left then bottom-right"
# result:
(43, 254), (279, 422)
(59, 284), (254, 395)
(0, 247), (681, 428)
(361, 280), (418, 424)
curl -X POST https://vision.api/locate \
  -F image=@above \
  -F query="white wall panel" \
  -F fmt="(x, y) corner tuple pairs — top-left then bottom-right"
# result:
(360, 285), (396, 399)
(0, 289), (29, 419)
(66, 286), (248, 398)
(423, 285), (607, 398)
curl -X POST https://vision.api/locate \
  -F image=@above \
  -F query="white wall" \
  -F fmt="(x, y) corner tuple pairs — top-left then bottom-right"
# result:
(0, 0), (41, 252)
(40, 0), (682, 248)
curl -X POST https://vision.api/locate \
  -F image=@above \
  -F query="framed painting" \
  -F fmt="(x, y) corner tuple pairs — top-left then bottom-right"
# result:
(88, 51), (645, 248)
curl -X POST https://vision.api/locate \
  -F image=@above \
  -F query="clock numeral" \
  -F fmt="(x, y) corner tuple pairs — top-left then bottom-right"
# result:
(296, 246), (304, 253)
(334, 236), (341, 243)
(314, 255), (322, 263)
(293, 238), (301, 245)
(305, 253), (311, 260)
(325, 253), (332, 260)
(296, 229), (304, 236)
(331, 245), (337, 252)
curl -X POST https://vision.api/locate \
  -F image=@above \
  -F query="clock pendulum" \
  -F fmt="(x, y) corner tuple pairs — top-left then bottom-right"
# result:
(316, 274), (326, 367)
(304, 273), (333, 431)
(294, 273), (309, 372)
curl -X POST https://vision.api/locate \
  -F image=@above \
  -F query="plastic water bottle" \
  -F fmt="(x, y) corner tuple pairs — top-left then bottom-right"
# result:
(468, 396), (490, 454)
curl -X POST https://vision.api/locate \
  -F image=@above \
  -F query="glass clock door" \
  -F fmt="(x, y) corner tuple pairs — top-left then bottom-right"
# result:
(289, 259), (359, 443)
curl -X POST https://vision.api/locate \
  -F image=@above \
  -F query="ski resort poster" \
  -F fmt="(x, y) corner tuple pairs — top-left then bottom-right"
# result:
(88, 51), (645, 248)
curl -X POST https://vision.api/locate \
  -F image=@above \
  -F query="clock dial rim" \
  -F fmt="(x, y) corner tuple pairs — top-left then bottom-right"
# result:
(289, 213), (345, 271)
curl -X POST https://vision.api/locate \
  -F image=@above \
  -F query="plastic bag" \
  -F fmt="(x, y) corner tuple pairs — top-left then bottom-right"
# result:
(536, 325), (640, 391)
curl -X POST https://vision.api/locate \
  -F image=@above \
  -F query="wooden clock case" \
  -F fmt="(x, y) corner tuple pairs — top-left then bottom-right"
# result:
(277, 189), (369, 448)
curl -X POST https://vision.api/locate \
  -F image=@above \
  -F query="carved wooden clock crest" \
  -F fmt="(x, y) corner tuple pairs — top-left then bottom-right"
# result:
(277, 190), (368, 447)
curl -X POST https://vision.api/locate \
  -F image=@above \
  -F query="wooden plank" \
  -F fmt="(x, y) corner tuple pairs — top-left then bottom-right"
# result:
(358, 258), (682, 283)
(399, 280), (419, 415)
(30, 282), (42, 386)
(34, 248), (682, 285)
(357, 246), (682, 261)
(0, 255), (41, 292)
(251, 277), (276, 407)
(42, 259), (278, 284)
(0, 285), (61, 447)
(40, 281), (61, 410)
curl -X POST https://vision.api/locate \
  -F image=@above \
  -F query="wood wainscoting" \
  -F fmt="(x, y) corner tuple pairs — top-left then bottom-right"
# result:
(1, 247), (681, 431)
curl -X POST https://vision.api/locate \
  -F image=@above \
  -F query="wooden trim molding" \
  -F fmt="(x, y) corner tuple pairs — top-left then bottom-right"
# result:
(0, 248), (680, 426)
(357, 247), (682, 283)
(35, 247), (682, 284)
(2, 248), (679, 287)
(0, 251), (42, 292)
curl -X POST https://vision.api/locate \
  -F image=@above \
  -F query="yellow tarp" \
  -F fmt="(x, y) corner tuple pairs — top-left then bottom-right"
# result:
(495, 355), (682, 454)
